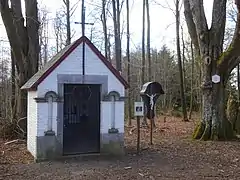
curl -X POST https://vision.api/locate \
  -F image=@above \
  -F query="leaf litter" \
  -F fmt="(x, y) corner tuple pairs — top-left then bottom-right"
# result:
(1, 116), (240, 179)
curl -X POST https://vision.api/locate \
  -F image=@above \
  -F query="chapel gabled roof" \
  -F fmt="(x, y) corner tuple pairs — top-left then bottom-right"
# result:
(21, 36), (129, 90)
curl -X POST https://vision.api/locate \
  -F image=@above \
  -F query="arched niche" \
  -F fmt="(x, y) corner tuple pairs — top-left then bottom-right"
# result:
(35, 91), (61, 103)
(45, 91), (58, 100)
(103, 91), (125, 101)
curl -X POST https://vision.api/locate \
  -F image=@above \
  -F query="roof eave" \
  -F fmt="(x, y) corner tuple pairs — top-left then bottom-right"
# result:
(21, 86), (37, 91)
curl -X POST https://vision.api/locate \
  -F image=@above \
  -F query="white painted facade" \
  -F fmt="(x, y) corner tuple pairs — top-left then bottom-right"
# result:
(27, 91), (37, 157)
(26, 42), (125, 157)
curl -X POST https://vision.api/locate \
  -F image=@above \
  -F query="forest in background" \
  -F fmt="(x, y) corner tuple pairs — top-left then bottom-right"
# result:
(0, 0), (240, 139)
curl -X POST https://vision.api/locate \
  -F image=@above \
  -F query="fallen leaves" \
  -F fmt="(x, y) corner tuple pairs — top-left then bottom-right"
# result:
(0, 115), (240, 179)
(0, 138), (33, 165)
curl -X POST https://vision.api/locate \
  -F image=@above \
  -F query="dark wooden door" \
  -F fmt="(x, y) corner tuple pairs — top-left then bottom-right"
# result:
(63, 84), (100, 155)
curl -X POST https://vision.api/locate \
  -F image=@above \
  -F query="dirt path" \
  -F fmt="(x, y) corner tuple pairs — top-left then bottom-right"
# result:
(1, 116), (240, 180)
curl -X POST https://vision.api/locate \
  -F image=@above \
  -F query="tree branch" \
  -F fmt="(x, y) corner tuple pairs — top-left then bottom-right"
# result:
(218, 1), (240, 73)
(188, 0), (209, 56)
(0, 0), (24, 73)
(25, 0), (40, 74)
(210, 0), (227, 48)
(227, 57), (240, 76)
(183, 0), (198, 49)
(10, 0), (28, 54)
(189, 0), (208, 34)
(70, 0), (81, 17)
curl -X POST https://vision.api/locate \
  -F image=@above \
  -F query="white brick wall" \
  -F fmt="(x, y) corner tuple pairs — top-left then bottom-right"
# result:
(101, 101), (124, 134)
(84, 45), (124, 96)
(36, 42), (125, 137)
(27, 91), (37, 157)
(37, 102), (58, 136)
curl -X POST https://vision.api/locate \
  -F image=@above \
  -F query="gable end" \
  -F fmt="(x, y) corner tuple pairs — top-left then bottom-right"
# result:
(21, 36), (129, 90)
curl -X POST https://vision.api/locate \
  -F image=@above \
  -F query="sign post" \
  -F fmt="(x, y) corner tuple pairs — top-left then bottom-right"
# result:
(134, 101), (144, 153)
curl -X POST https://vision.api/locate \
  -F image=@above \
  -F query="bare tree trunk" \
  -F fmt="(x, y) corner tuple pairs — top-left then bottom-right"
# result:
(141, 0), (148, 127)
(196, 48), (202, 115)
(43, 22), (48, 64)
(56, 33), (59, 53)
(39, 7), (49, 66)
(181, 26), (186, 90)
(189, 41), (194, 119)
(54, 12), (61, 53)
(146, 0), (151, 81)
(64, 0), (71, 45)
(116, 0), (122, 69)
(184, 0), (239, 140)
(0, 0), (40, 134)
(126, 0), (132, 126)
(101, 0), (108, 59)
(238, 64), (240, 102)
(107, 32), (112, 62)
(11, 50), (16, 120)
(176, 0), (188, 121)
(163, 50), (167, 108)
(146, 0), (155, 127)
(112, 0), (122, 72)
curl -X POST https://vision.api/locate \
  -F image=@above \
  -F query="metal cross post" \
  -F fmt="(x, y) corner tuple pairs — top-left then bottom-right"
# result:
(74, 2), (94, 83)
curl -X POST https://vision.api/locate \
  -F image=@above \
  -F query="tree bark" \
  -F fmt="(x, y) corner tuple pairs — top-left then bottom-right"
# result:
(112, 0), (122, 72)
(238, 64), (240, 101)
(0, 0), (39, 134)
(126, 0), (132, 126)
(101, 0), (108, 59)
(11, 50), (16, 121)
(141, 0), (148, 127)
(64, 0), (71, 45)
(107, 32), (112, 62)
(188, 41), (194, 119)
(181, 26), (186, 90)
(146, 0), (151, 81)
(193, 74), (233, 140)
(184, 0), (239, 140)
(146, 0), (155, 127)
(176, 0), (188, 121)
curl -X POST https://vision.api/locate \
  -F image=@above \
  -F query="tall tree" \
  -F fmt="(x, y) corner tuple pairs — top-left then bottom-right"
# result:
(63, 0), (71, 45)
(39, 6), (49, 67)
(142, 0), (148, 126)
(112, 0), (122, 72)
(146, 0), (156, 127)
(101, 0), (108, 59)
(181, 26), (187, 89)
(189, 41), (194, 119)
(146, 0), (151, 81)
(0, 0), (40, 132)
(141, 0), (146, 87)
(238, 64), (240, 101)
(176, 0), (188, 121)
(126, 0), (132, 126)
(54, 11), (65, 52)
(184, 0), (240, 140)
(11, 50), (16, 121)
